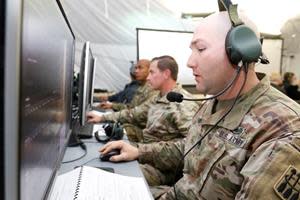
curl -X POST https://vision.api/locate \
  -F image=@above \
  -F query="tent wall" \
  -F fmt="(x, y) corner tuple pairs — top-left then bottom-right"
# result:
(282, 52), (300, 76)
(281, 15), (300, 78)
(61, 0), (198, 92)
(256, 38), (283, 75)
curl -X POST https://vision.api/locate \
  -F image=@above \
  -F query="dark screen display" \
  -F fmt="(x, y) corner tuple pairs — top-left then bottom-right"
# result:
(19, 0), (74, 199)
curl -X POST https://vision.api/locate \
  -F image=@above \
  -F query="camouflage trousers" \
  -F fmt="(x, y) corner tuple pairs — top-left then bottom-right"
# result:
(140, 164), (177, 199)
(123, 124), (177, 198)
(150, 185), (171, 199)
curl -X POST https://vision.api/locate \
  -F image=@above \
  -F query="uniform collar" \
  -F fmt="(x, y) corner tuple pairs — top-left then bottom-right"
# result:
(201, 73), (270, 130)
(156, 83), (183, 104)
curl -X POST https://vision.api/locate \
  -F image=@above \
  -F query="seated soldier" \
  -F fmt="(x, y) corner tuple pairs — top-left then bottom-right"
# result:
(98, 59), (157, 111)
(269, 72), (284, 93)
(97, 5), (300, 200)
(88, 55), (199, 187)
(283, 71), (300, 101)
(97, 64), (139, 106)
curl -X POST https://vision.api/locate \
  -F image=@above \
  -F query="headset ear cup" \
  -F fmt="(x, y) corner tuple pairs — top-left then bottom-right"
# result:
(103, 122), (113, 137)
(94, 131), (110, 143)
(225, 25), (262, 65)
(111, 122), (124, 140)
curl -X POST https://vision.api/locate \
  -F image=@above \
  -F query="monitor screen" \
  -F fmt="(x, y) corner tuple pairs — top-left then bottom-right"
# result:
(18, 0), (75, 199)
(77, 42), (95, 126)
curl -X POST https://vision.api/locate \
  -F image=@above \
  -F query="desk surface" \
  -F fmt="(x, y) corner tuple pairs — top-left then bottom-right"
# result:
(59, 125), (144, 178)
(49, 129), (152, 200)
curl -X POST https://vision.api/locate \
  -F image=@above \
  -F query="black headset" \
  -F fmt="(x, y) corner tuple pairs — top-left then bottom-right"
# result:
(95, 121), (124, 143)
(218, 0), (263, 66)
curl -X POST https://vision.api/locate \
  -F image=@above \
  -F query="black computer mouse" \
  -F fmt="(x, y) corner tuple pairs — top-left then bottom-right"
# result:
(99, 149), (120, 161)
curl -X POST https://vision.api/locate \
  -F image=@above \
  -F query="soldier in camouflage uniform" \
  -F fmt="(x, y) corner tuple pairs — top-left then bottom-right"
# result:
(98, 59), (157, 111)
(89, 56), (199, 187)
(87, 55), (199, 143)
(99, 9), (300, 200)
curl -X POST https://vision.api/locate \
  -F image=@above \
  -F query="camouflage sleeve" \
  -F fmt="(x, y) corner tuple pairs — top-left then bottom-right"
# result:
(111, 102), (126, 111)
(138, 139), (185, 172)
(156, 132), (300, 200)
(129, 84), (158, 108)
(235, 132), (300, 200)
(103, 97), (154, 125)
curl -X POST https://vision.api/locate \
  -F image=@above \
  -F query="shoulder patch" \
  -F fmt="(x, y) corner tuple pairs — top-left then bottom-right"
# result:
(273, 165), (300, 200)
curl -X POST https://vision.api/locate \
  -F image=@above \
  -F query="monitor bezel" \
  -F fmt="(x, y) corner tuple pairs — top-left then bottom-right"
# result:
(3, 0), (76, 199)
(90, 57), (97, 106)
(78, 41), (90, 126)
(4, 0), (22, 199)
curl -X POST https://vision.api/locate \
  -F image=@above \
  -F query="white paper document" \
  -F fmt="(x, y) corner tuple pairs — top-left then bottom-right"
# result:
(48, 166), (153, 200)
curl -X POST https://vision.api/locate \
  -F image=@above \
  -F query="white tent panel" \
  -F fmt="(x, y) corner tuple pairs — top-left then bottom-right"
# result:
(138, 29), (195, 85)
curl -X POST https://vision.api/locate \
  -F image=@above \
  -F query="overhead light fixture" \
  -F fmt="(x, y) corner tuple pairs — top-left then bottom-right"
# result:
(181, 12), (212, 19)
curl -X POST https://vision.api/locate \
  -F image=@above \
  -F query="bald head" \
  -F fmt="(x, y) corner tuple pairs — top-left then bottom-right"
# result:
(137, 59), (150, 68)
(192, 11), (259, 51)
(187, 11), (260, 97)
(194, 12), (231, 44)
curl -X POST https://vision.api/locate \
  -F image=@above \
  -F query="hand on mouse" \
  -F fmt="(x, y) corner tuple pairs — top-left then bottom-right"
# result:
(99, 140), (139, 162)
(99, 149), (120, 162)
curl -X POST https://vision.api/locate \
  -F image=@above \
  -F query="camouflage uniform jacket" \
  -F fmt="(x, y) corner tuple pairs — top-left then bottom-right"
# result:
(111, 82), (158, 111)
(104, 84), (199, 143)
(138, 74), (300, 199)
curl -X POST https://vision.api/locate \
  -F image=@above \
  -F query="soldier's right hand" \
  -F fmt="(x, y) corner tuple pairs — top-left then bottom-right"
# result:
(86, 112), (103, 123)
(99, 140), (139, 162)
(98, 102), (113, 109)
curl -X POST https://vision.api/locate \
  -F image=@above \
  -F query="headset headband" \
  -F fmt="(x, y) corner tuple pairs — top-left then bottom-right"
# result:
(218, 0), (243, 27)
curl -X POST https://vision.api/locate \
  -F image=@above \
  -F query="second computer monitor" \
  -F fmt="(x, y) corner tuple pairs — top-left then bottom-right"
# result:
(78, 42), (96, 126)
(86, 50), (96, 107)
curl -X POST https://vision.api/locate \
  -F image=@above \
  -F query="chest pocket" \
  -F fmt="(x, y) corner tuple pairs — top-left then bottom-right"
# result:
(199, 129), (248, 200)
(184, 126), (249, 200)
(184, 132), (227, 194)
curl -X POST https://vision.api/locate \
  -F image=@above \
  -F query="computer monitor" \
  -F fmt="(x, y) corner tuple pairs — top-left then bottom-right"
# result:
(3, 0), (75, 199)
(77, 42), (96, 126)
(88, 57), (97, 106)
(0, 0), (5, 198)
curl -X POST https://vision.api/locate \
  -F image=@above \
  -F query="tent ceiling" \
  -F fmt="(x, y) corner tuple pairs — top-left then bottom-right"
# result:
(61, 0), (300, 46)
(61, 0), (195, 45)
(59, 0), (300, 91)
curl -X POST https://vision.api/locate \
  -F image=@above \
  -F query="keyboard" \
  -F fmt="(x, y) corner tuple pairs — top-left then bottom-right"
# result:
(76, 123), (94, 139)
(92, 106), (107, 112)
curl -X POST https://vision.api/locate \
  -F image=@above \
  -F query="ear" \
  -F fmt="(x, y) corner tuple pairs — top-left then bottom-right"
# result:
(163, 69), (171, 79)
